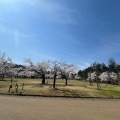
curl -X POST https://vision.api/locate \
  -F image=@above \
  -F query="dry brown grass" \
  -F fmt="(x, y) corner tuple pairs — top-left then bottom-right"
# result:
(0, 78), (120, 98)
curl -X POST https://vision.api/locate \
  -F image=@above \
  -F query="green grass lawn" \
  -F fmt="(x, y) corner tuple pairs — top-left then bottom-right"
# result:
(0, 78), (120, 98)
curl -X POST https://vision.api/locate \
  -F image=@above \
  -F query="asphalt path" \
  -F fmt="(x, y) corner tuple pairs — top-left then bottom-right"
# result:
(0, 95), (120, 120)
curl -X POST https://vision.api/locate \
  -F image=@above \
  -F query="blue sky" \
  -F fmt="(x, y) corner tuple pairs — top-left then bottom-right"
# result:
(0, 0), (120, 70)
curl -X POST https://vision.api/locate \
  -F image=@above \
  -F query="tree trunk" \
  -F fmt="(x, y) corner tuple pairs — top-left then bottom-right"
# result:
(97, 81), (101, 90)
(89, 73), (92, 85)
(97, 82), (99, 90)
(42, 74), (45, 84)
(53, 73), (56, 88)
(95, 75), (100, 90)
(22, 83), (24, 90)
(65, 78), (68, 85)
(89, 78), (92, 85)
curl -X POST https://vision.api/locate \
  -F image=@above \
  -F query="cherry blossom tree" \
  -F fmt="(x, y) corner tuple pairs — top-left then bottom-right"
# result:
(88, 72), (97, 86)
(109, 72), (118, 85)
(0, 52), (13, 79)
(117, 73), (120, 82)
(60, 62), (78, 85)
(49, 60), (61, 88)
(88, 72), (101, 89)
(25, 59), (49, 84)
(99, 72), (118, 85)
(99, 72), (110, 83)
(8, 68), (18, 78)
(7, 66), (27, 78)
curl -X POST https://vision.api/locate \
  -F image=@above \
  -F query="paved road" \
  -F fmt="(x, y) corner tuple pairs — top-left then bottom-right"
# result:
(0, 95), (120, 120)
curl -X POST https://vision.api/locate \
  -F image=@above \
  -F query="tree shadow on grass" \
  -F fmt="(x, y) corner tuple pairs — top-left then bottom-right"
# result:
(32, 83), (90, 90)
(0, 80), (9, 82)
(58, 89), (87, 97)
(32, 83), (52, 88)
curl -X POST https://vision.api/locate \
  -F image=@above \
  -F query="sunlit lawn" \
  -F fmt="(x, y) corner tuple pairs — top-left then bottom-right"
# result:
(0, 78), (120, 98)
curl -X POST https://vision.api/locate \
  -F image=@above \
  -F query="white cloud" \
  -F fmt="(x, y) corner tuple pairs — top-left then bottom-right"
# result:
(25, 0), (77, 24)
(0, 24), (31, 39)
(14, 28), (20, 49)
(0, 0), (79, 26)
(28, 51), (60, 61)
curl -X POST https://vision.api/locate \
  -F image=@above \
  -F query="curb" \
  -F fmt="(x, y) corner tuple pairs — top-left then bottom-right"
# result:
(0, 93), (120, 99)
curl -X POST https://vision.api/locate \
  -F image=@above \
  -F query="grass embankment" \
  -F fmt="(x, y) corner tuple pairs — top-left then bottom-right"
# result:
(0, 78), (120, 98)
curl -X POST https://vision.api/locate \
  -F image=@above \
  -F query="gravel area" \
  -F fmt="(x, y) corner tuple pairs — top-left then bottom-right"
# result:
(0, 95), (120, 120)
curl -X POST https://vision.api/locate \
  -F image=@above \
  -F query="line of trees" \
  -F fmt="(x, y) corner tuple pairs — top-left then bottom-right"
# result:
(25, 59), (78, 88)
(0, 52), (78, 88)
(78, 58), (120, 89)
(78, 58), (120, 80)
